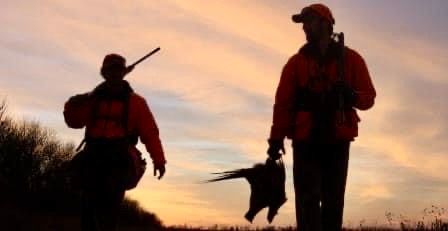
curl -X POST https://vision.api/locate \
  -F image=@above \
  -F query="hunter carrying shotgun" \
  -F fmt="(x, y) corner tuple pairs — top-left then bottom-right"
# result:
(63, 48), (166, 231)
(267, 4), (376, 230)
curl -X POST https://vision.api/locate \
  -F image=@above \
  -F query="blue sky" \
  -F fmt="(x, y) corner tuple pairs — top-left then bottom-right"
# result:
(1, 0), (448, 227)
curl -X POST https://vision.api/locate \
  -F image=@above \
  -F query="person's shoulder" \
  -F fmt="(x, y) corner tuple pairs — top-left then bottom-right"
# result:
(345, 46), (365, 61)
(285, 46), (307, 65)
(287, 53), (301, 63)
(130, 92), (148, 105)
(297, 43), (312, 57)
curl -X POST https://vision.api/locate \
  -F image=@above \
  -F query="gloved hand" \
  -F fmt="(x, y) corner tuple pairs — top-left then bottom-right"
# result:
(330, 81), (357, 108)
(267, 139), (285, 160)
(153, 163), (166, 180)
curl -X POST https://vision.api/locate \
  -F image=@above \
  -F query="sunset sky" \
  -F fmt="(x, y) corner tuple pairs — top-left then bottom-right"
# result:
(2, 0), (448, 227)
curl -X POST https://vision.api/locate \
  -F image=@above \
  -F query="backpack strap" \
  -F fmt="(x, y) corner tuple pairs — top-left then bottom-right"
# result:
(122, 94), (139, 146)
(77, 80), (135, 150)
(75, 98), (101, 152)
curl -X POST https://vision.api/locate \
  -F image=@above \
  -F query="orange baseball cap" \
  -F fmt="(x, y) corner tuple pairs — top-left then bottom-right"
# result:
(292, 3), (335, 25)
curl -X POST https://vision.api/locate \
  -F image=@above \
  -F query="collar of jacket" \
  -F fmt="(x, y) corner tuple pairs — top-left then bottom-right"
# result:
(298, 41), (340, 65)
(92, 79), (134, 100)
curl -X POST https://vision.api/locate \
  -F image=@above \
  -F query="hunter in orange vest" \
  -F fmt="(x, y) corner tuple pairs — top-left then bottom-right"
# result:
(64, 54), (166, 231)
(267, 4), (376, 231)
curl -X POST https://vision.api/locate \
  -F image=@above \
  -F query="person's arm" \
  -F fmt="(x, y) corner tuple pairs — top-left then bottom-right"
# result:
(63, 93), (91, 129)
(267, 55), (300, 159)
(270, 55), (299, 140)
(135, 97), (166, 166)
(351, 52), (376, 110)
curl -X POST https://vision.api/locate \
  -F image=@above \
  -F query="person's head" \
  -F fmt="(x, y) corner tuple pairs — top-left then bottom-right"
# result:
(292, 3), (334, 43)
(100, 54), (127, 81)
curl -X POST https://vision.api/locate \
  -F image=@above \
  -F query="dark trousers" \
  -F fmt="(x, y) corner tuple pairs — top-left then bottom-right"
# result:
(81, 185), (125, 231)
(293, 141), (350, 231)
(80, 142), (129, 231)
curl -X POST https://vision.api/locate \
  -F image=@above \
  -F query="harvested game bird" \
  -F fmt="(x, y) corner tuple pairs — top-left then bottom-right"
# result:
(206, 158), (287, 223)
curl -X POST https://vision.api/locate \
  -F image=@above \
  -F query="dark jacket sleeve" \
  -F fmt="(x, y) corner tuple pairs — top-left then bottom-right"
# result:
(63, 93), (91, 129)
(135, 96), (166, 166)
(269, 55), (299, 140)
(350, 51), (376, 110)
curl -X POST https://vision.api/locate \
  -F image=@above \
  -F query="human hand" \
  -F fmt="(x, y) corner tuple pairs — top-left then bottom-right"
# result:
(153, 163), (166, 180)
(267, 139), (285, 160)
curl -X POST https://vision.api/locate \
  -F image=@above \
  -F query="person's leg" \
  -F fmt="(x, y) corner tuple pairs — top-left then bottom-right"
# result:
(81, 163), (101, 231)
(321, 141), (350, 231)
(81, 189), (101, 231)
(104, 188), (125, 231)
(93, 178), (126, 231)
(84, 144), (128, 231)
(293, 141), (322, 231)
(81, 193), (93, 231)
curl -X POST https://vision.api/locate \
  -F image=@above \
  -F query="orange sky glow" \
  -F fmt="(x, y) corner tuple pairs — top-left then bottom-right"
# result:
(1, 0), (448, 227)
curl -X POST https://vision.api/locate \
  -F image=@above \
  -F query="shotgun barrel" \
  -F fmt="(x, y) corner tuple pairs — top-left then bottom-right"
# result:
(128, 47), (161, 68)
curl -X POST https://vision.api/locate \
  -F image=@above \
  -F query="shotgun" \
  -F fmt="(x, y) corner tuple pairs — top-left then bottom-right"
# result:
(126, 47), (161, 73)
(333, 32), (346, 124)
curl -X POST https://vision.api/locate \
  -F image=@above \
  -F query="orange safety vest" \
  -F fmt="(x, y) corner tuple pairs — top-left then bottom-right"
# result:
(270, 42), (376, 142)
(64, 82), (166, 165)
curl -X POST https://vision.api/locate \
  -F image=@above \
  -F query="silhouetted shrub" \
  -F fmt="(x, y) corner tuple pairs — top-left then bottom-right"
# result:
(0, 100), (163, 229)
(119, 198), (164, 229)
(0, 101), (74, 206)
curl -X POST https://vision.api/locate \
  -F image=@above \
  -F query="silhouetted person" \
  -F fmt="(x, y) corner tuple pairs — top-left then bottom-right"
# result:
(64, 54), (166, 231)
(267, 4), (376, 231)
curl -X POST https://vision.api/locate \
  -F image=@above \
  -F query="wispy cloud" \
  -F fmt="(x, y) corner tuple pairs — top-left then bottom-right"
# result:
(2, 0), (448, 226)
